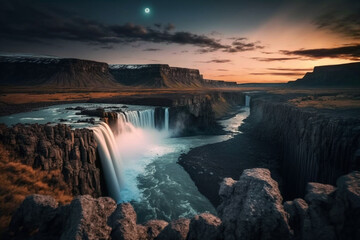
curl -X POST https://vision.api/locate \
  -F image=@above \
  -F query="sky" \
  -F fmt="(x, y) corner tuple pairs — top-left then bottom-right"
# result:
(1, 0), (359, 83)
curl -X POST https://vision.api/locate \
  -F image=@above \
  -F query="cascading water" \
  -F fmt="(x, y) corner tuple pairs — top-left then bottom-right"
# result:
(90, 122), (123, 201)
(0, 102), (251, 223)
(165, 108), (169, 131)
(91, 108), (168, 202)
(245, 95), (251, 107)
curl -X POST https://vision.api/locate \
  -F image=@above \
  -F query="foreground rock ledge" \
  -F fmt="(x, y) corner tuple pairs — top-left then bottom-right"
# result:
(4, 168), (360, 240)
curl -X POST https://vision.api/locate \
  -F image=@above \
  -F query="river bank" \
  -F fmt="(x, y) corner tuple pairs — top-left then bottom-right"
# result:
(178, 116), (282, 207)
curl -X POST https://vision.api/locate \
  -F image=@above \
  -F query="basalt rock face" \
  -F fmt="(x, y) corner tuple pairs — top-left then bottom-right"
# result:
(250, 98), (360, 199)
(109, 64), (205, 88)
(289, 62), (360, 87)
(7, 169), (360, 240)
(0, 56), (118, 87)
(169, 92), (245, 135)
(0, 124), (103, 197)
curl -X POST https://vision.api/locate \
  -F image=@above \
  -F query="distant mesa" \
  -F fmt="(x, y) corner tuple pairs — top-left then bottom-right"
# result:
(0, 55), (118, 88)
(0, 55), (239, 89)
(289, 62), (360, 87)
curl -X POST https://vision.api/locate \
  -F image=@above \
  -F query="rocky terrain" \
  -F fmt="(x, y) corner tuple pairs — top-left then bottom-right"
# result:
(249, 96), (360, 199)
(289, 62), (360, 87)
(0, 56), (118, 88)
(0, 124), (104, 197)
(4, 168), (360, 240)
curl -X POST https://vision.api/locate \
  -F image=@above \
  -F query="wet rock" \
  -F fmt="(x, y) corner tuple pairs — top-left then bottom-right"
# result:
(187, 213), (221, 240)
(217, 168), (292, 240)
(305, 182), (336, 204)
(156, 218), (190, 240)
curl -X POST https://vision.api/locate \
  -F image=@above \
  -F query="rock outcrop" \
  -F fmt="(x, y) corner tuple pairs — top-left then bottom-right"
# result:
(250, 97), (360, 199)
(0, 56), (118, 88)
(0, 124), (103, 197)
(169, 92), (245, 135)
(288, 62), (360, 87)
(217, 168), (292, 240)
(6, 169), (360, 240)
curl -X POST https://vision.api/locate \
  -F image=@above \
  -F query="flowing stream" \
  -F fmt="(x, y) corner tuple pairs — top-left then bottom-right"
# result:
(0, 100), (250, 223)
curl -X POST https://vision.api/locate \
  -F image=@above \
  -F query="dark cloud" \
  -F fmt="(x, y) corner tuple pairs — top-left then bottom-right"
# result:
(281, 44), (360, 60)
(217, 69), (229, 71)
(206, 59), (232, 63)
(143, 48), (162, 51)
(225, 39), (264, 53)
(314, 9), (360, 40)
(0, 1), (262, 54)
(250, 72), (305, 76)
(252, 57), (300, 62)
(164, 23), (175, 31)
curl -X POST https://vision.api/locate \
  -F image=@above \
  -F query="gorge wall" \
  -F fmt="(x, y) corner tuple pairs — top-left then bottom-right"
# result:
(0, 124), (104, 197)
(249, 96), (360, 199)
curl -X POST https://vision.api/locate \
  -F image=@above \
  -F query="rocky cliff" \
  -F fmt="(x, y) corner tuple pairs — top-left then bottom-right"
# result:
(5, 168), (360, 240)
(0, 55), (118, 88)
(289, 62), (360, 87)
(169, 91), (245, 135)
(0, 124), (104, 197)
(249, 97), (360, 199)
(109, 64), (205, 88)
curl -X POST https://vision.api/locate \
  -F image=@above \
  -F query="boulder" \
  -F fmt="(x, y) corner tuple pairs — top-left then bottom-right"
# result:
(8, 194), (58, 237)
(109, 203), (139, 240)
(60, 195), (117, 240)
(156, 218), (190, 240)
(187, 213), (221, 240)
(217, 168), (292, 240)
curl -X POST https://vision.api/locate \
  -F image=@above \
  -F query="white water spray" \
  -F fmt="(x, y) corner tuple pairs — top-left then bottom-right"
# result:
(90, 107), (170, 202)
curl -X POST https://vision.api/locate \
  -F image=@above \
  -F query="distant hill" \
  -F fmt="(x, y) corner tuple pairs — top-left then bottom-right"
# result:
(109, 64), (206, 88)
(0, 55), (239, 89)
(0, 55), (118, 88)
(289, 62), (360, 87)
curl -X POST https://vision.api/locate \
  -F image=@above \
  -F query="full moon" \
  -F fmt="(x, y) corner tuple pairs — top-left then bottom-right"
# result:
(144, 8), (150, 14)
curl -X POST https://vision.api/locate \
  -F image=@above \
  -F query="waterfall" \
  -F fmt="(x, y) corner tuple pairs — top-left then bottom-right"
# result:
(165, 108), (169, 131)
(90, 122), (123, 201)
(90, 108), (159, 202)
(245, 95), (251, 107)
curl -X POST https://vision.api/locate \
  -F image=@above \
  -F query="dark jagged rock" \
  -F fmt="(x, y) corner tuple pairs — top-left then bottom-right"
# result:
(137, 220), (168, 240)
(156, 218), (190, 240)
(289, 62), (360, 87)
(217, 168), (292, 240)
(109, 203), (139, 240)
(0, 124), (103, 197)
(60, 195), (117, 240)
(5, 170), (360, 240)
(8, 194), (58, 239)
(250, 97), (360, 199)
(187, 213), (222, 240)
(0, 56), (118, 88)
